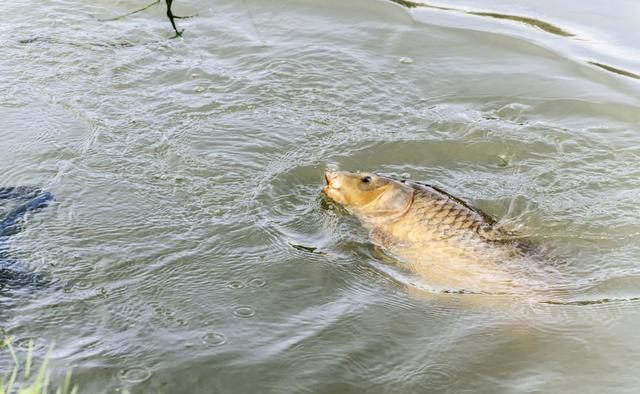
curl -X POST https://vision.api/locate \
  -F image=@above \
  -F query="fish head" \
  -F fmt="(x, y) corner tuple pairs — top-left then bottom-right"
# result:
(323, 171), (414, 219)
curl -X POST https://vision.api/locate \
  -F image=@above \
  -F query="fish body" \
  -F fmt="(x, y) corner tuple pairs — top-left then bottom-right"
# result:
(323, 171), (535, 293)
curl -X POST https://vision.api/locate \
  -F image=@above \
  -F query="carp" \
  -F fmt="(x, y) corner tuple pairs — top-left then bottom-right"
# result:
(323, 171), (539, 294)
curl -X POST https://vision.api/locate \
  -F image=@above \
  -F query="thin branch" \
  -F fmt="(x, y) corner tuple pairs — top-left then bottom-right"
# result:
(97, 0), (195, 36)
(165, 0), (182, 37)
(98, 0), (160, 22)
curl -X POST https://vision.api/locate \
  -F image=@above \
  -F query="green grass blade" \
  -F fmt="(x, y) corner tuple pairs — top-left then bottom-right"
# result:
(7, 339), (19, 394)
(41, 370), (50, 394)
(24, 340), (34, 380)
(61, 369), (72, 394)
(2, 337), (75, 394)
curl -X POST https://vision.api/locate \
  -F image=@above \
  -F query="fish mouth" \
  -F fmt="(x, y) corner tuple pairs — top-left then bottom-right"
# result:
(323, 171), (338, 195)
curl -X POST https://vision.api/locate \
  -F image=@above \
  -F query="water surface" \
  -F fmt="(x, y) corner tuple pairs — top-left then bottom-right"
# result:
(1, 0), (640, 392)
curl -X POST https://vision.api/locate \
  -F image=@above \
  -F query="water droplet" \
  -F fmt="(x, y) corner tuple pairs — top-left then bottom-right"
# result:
(248, 278), (266, 288)
(203, 332), (227, 347)
(232, 306), (256, 318)
(226, 281), (244, 289)
(120, 366), (151, 384)
(399, 57), (413, 64)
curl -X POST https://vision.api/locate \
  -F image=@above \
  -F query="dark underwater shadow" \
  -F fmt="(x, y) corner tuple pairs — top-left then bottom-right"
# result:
(0, 187), (55, 303)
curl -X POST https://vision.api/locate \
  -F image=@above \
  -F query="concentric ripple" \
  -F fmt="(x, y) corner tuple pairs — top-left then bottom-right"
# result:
(119, 366), (152, 384)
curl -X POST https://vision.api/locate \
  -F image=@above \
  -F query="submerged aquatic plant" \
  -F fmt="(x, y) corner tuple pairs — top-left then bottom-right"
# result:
(0, 337), (78, 394)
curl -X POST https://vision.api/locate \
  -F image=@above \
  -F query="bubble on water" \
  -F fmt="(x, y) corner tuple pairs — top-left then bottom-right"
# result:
(248, 278), (266, 288)
(72, 280), (94, 290)
(203, 332), (227, 347)
(226, 281), (245, 289)
(232, 306), (256, 318)
(399, 57), (413, 64)
(174, 318), (189, 327)
(497, 154), (509, 167)
(325, 163), (339, 172)
(120, 366), (152, 384)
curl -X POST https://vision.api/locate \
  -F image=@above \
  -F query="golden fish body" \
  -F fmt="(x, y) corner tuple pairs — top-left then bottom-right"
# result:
(323, 171), (535, 294)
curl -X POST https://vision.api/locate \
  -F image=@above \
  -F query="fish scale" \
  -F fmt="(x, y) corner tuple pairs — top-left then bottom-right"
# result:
(410, 185), (486, 233)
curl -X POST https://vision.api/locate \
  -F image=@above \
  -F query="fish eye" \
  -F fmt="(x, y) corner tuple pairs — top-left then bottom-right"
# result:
(361, 176), (372, 184)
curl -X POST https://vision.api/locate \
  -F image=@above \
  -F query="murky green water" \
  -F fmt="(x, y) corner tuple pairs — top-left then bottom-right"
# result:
(1, 0), (640, 392)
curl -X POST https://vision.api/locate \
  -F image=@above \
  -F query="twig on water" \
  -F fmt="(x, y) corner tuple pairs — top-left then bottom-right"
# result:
(98, 0), (160, 22)
(166, 0), (199, 37)
(165, 0), (182, 37)
(99, 0), (197, 37)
